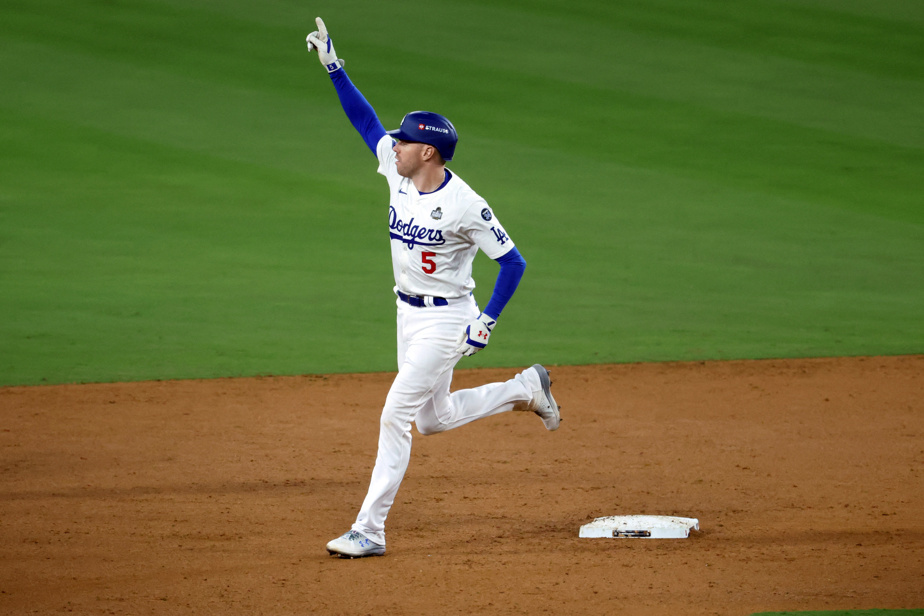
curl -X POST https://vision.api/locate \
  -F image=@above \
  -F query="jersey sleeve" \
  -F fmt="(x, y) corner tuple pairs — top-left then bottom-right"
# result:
(376, 134), (396, 176)
(376, 134), (408, 195)
(461, 201), (515, 260)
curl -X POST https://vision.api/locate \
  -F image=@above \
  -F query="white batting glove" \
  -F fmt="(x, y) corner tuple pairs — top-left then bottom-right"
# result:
(306, 17), (344, 73)
(456, 313), (497, 357)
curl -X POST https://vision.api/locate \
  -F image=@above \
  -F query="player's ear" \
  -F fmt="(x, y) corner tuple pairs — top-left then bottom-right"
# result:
(422, 145), (444, 164)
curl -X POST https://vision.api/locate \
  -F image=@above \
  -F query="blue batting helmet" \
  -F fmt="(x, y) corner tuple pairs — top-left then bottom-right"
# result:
(386, 111), (458, 161)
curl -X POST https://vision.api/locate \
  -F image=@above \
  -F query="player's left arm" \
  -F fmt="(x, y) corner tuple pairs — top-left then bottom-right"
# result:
(483, 248), (527, 320)
(457, 246), (527, 357)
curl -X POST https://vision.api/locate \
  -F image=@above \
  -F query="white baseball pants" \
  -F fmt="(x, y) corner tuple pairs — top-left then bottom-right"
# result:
(351, 295), (540, 546)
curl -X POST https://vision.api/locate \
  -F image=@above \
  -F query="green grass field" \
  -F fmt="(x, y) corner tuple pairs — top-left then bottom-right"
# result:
(753, 611), (924, 616)
(2, 0), (922, 386)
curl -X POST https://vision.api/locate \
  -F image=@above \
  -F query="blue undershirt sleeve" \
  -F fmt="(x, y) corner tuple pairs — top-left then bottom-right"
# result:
(329, 69), (388, 155)
(483, 247), (527, 320)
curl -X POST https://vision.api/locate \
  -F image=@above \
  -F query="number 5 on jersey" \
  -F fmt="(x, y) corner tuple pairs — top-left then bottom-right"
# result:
(421, 251), (436, 274)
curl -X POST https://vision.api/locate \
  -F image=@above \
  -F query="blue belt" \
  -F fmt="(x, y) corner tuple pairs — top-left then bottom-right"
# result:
(397, 291), (449, 307)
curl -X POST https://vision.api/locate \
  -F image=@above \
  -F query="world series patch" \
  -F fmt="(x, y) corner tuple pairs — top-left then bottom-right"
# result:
(481, 208), (493, 221)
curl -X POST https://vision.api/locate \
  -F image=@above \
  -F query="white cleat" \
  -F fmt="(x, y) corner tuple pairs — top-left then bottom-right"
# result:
(326, 530), (385, 558)
(530, 364), (561, 431)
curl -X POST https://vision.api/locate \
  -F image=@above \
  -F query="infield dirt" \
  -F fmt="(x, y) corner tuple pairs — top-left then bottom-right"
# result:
(2, 356), (922, 615)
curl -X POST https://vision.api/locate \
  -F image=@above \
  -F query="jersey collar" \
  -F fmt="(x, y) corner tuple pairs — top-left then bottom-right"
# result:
(418, 169), (452, 195)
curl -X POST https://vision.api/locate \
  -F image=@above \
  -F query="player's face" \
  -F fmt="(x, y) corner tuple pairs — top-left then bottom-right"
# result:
(393, 140), (427, 178)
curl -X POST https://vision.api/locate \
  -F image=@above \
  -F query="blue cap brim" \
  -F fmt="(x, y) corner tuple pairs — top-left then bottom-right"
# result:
(386, 128), (417, 142)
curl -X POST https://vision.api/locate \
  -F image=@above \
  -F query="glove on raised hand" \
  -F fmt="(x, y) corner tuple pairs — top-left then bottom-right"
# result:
(306, 17), (344, 73)
(456, 313), (497, 357)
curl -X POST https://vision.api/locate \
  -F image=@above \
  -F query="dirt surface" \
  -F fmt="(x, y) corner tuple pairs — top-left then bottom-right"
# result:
(2, 356), (923, 615)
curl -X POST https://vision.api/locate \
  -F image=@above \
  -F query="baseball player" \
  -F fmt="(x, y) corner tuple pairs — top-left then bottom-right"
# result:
(306, 17), (561, 558)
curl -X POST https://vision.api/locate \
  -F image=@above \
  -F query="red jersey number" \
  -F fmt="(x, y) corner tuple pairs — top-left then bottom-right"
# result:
(421, 251), (436, 274)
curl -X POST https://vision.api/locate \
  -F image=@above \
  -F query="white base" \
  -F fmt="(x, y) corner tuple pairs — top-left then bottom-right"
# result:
(579, 515), (700, 539)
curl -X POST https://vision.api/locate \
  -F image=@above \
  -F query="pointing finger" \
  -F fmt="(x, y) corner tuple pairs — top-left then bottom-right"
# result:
(316, 17), (328, 40)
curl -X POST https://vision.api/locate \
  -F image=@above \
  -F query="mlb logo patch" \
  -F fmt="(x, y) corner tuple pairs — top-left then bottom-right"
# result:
(419, 123), (425, 130)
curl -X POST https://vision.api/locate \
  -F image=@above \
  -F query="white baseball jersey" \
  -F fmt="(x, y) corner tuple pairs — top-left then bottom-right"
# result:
(376, 135), (514, 299)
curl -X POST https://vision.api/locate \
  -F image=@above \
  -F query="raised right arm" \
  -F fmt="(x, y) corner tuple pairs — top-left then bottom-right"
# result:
(306, 17), (387, 156)
(329, 70), (387, 156)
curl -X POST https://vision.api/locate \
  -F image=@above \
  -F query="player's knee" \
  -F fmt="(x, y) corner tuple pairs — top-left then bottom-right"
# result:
(414, 415), (445, 436)
(379, 405), (410, 433)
